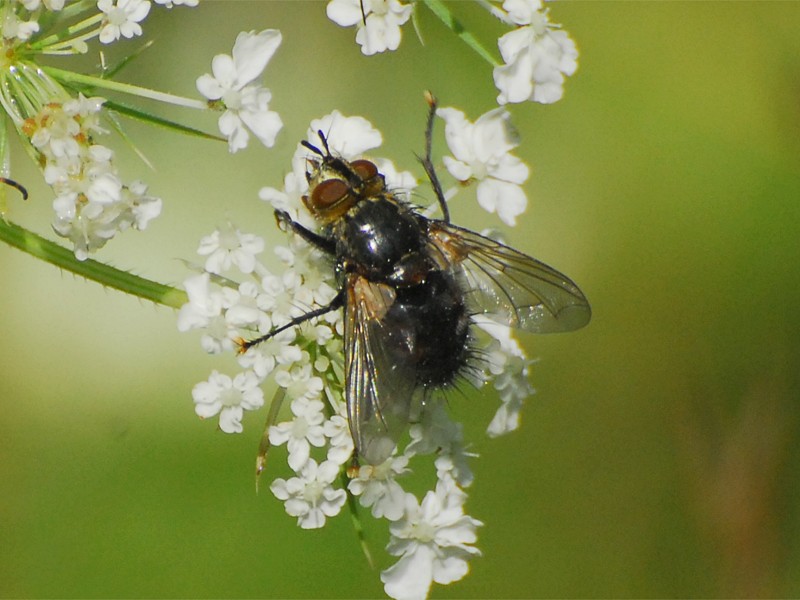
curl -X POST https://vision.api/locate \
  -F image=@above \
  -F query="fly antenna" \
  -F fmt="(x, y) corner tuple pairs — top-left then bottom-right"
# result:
(317, 129), (331, 155)
(301, 139), (324, 156)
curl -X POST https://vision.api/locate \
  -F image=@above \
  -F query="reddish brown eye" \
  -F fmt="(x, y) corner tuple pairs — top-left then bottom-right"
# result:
(312, 179), (349, 208)
(351, 159), (378, 181)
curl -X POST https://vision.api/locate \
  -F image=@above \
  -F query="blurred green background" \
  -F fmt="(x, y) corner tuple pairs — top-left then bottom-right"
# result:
(2, 2), (800, 598)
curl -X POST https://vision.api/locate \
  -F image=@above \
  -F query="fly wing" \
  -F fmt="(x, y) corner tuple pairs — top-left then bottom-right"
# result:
(427, 221), (591, 333)
(344, 275), (417, 465)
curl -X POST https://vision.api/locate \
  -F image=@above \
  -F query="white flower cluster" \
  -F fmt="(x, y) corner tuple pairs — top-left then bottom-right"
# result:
(326, 0), (413, 56)
(0, 0), (196, 46)
(324, 0), (578, 106)
(22, 95), (162, 259)
(196, 29), (284, 153)
(178, 110), (536, 599)
(438, 105), (530, 226)
(0, 0), (198, 258)
(493, 0), (578, 105)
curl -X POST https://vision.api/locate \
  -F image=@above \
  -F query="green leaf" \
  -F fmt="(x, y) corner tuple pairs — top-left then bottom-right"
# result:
(420, 0), (500, 67)
(104, 100), (225, 142)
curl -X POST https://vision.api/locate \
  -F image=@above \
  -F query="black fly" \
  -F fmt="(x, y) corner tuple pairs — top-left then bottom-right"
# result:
(240, 93), (591, 465)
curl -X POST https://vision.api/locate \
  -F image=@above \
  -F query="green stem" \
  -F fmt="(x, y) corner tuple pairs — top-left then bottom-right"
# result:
(0, 219), (187, 309)
(420, 0), (500, 67)
(28, 12), (103, 52)
(41, 66), (208, 110)
(343, 471), (375, 570)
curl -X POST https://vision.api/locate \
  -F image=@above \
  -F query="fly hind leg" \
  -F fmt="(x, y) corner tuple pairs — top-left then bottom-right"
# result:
(238, 288), (344, 352)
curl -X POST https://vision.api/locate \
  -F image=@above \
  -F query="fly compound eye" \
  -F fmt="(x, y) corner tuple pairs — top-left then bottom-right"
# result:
(312, 178), (351, 209)
(350, 159), (379, 182)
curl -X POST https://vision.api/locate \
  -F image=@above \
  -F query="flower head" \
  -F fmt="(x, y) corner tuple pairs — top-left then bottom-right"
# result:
(269, 396), (327, 471)
(381, 477), (483, 600)
(348, 455), (410, 521)
(270, 459), (347, 529)
(97, 0), (152, 44)
(197, 29), (284, 152)
(493, 0), (579, 105)
(179, 107), (542, 599)
(19, 95), (165, 259)
(196, 221), (265, 275)
(192, 370), (265, 433)
(473, 315), (535, 437)
(326, 0), (413, 55)
(438, 106), (529, 226)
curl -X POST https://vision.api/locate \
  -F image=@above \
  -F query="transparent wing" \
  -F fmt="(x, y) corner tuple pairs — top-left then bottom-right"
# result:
(344, 276), (416, 465)
(427, 221), (591, 333)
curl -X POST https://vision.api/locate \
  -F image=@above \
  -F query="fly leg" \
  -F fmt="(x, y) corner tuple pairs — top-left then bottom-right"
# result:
(418, 91), (450, 223)
(238, 210), (342, 352)
(274, 209), (336, 255)
(238, 288), (344, 352)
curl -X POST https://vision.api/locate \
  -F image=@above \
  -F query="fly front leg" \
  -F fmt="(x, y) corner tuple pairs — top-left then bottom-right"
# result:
(274, 209), (336, 255)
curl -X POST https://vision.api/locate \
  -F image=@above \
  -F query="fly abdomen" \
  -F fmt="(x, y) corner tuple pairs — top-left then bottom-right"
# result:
(388, 270), (471, 388)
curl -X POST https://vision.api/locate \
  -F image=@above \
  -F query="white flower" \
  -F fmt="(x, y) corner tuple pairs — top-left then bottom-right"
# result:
(348, 455), (410, 521)
(122, 180), (162, 229)
(323, 405), (355, 465)
(372, 157), (418, 203)
(196, 222), (265, 275)
(196, 29), (283, 152)
(326, 0), (413, 55)
(405, 401), (462, 458)
(24, 96), (160, 259)
(22, 0), (66, 10)
(405, 402), (475, 489)
(487, 353), (533, 437)
(297, 110), (383, 172)
(473, 315), (534, 437)
(176, 273), (241, 354)
(270, 459), (347, 529)
(381, 477), (482, 600)
(192, 370), (264, 434)
(238, 325), (302, 380)
(493, 0), (579, 105)
(269, 396), (327, 471)
(97, 0), (151, 44)
(438, 106), (530, 226)
(153, 0), (197, 6)
(2, 12), (40, 41)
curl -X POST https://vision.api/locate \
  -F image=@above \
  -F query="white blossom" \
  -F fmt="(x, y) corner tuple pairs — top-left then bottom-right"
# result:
(326, 0), (413, 55)
(269, 396), (327, 471)
(177, 107), (552, 597)
(196, 29), (283, 152)
(23, 96), (161, 259)
(493, 0), (579, 105)
(196, 221), (265, 275)
(323, 402), (355, 465)
(438, 106), (530, 226)
(300, 110), (383, 165)
(274, 362), (324, 404)
(97, 0), (151, 44)
(153, 0), (198, 6)
(270, 459), (347, 529)
(192, 370), (264, 434)
(381, 477), (482, 600)
(474, 315), (535, 437)
(348, 455), (410, 521)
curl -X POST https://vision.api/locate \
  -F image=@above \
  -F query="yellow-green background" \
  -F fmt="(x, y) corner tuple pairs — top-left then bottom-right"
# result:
(2, 2), (800, 597)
